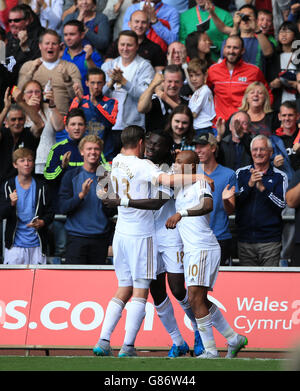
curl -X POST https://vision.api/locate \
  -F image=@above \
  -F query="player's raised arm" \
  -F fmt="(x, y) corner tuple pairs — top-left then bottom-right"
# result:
(156, 172), (214, 191)
(102, 191), (169, 210)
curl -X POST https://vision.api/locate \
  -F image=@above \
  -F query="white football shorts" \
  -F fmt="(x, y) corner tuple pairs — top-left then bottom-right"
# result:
(156, 244), (184, 275)
(113, 232), (157, 287)
(183, 247), (221, 290)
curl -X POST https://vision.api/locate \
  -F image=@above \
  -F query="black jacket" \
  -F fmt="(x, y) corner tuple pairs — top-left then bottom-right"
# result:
(0, 176), (54, 255)
(217, 133), (253, 171)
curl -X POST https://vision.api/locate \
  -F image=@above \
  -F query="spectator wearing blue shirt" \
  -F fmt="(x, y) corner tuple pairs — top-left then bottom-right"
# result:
(122, 0), (180, 52)
(0, 148), (54, 265)
(194, 132), (237, 265)
(62, 20), (104, 96)
(58, 134), (112, 265)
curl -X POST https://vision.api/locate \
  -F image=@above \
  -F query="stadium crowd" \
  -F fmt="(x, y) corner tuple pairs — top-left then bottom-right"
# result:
(1, 0), (300, 270)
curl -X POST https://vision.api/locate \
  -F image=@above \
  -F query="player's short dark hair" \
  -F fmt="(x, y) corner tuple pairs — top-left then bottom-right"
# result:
(121, 125), (145, 148)
(145, 129), (174, 165)
(146, 129), (174, 151)
(87, 67), (106, 81)
(63, 19), (85, 33)
(65, 108), (86, 125)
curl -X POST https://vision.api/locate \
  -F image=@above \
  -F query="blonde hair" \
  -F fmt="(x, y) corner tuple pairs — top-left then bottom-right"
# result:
(12, 148), (34, 163)
(78, 135), (103, 151)
(187, 58), (208, 74)
(239, 81), (273, 114)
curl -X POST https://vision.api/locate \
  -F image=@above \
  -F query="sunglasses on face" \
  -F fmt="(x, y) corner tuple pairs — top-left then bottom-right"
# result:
(8, 17), (25, 23)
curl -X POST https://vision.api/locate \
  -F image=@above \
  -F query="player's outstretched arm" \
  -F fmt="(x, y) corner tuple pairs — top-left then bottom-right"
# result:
(102, 192), (169, 210)
(157, 173), (214, 191)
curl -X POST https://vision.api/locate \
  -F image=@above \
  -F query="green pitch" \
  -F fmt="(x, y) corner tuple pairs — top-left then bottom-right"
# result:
(0, 356), (288, 371)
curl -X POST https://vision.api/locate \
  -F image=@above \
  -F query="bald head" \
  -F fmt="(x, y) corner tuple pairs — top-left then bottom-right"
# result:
(174, 150), (199, 174)
(129, 10), (149, 38)
(177, 150), (199, 165)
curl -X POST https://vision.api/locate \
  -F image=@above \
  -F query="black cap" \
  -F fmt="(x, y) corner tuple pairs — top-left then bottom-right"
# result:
(191, 132), (217, 146)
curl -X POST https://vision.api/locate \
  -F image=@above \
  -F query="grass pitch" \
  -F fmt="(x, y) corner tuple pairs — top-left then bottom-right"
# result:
(0, 356), (288, 371)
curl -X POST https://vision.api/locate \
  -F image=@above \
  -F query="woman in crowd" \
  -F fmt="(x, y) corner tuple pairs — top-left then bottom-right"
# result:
(63, 0), (110, 53)
(20, 79), (65, 175)
(165, 104), (195, 154)
(267, 21), (300, 111)
(185, 30), (214, 68)
(239, 81), (280, 137)
(101, 29), (155, 156)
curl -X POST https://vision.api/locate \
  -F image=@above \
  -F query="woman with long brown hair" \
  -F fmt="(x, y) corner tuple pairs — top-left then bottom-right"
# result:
(165, 104), (196, 153)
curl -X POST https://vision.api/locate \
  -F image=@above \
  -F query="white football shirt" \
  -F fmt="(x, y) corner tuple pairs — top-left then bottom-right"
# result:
(175, 180), (219, 252)
(111, 154), (163, 237)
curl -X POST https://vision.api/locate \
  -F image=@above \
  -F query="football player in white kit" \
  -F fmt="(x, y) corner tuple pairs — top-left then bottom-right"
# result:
(93, 125), (164, 357)
(145, 130), (204, 357)
(108, 130), (205, 357)
(93, 126), (207, 357)
(166, 150), (248, 358)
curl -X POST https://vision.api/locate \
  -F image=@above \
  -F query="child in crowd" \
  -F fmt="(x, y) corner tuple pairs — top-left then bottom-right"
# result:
(0, 148), (54, 265)
(187, 58), (216, 136)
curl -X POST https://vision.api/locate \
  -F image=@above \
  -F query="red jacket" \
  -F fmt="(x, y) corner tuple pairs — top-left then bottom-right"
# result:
(206, 58), (273, 121)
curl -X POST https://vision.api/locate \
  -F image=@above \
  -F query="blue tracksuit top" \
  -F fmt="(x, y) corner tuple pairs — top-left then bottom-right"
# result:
(58, 166), (109, 237)
(235, 164), (288, 243)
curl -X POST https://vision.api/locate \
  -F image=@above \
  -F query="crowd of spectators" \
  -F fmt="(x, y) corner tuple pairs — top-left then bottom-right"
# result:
(1, 0), (300, 267)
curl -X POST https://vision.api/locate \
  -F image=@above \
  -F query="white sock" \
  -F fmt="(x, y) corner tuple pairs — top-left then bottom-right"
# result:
(99, 297), (125, 342)
(155, 296), (184, 346)
(123, 297), (146, 347)
(196, 313), (217, 354)
(209, 303), (238, 345)
(177, 292), (198, 332)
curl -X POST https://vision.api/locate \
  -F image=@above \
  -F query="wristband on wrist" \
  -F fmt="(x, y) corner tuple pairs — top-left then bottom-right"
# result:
(177, 209), (188, 217)
(49, 104), (56, 108)
(120, 198), (130, 207)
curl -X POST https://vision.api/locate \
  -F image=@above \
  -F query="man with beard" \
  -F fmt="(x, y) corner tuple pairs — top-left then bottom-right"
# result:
(206, 35), (273, 121)
(207, 3), (274, 70)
